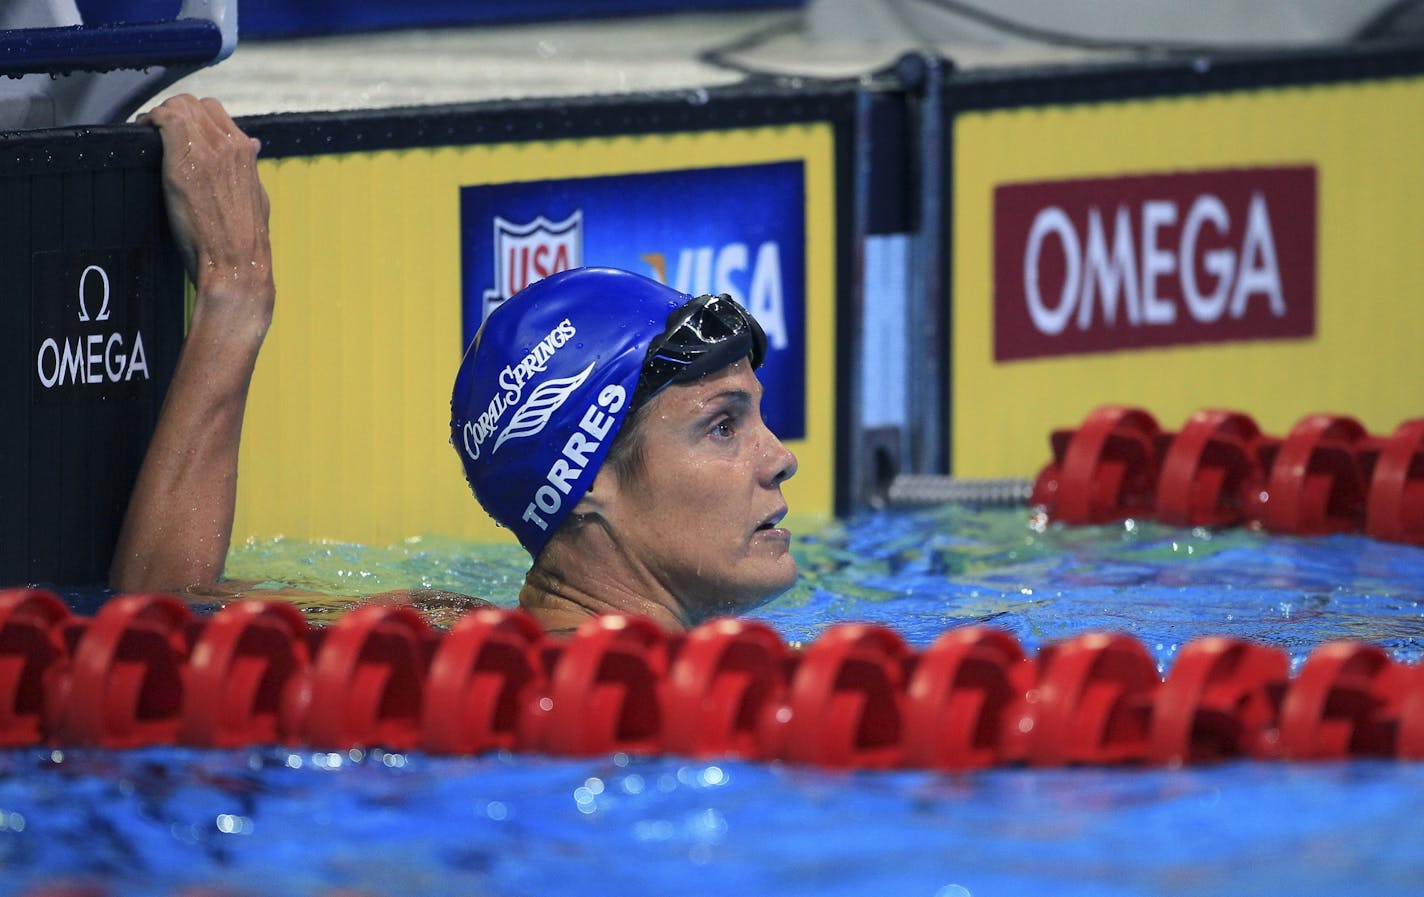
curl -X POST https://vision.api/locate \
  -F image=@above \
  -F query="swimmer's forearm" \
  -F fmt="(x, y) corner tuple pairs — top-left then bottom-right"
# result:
(109, 280), (271, 592)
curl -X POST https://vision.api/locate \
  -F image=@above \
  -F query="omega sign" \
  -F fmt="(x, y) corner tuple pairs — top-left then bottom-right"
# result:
(993, 166), (1316, 361)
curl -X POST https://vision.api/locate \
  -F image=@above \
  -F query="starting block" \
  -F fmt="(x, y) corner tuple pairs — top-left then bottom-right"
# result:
(0, 0), (236, 130)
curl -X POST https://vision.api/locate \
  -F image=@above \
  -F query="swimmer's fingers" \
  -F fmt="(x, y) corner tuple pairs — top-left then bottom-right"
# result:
(144, 97), (204, 276)
(148, 94), (262, 198)
(160, 94), (244, 150)
(144, 93), (237, 133)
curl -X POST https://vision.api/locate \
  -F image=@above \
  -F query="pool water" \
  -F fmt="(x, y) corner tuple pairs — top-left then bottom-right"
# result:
(3, 506), (1423, 896)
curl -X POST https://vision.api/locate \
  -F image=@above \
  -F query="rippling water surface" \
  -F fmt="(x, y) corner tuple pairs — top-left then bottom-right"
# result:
(5, 507), (1423, 896)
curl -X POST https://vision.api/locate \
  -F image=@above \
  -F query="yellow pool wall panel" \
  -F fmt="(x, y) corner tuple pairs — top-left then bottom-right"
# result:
(951, 77), (1424, 479)
(236, 124), (838, 547)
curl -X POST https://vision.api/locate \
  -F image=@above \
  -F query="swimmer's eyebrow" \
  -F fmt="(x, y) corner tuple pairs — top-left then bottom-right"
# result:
(707, 387), (758, 410)
(688, 388), (754, 426)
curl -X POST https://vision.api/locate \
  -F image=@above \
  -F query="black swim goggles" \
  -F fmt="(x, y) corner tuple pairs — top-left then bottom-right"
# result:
(632, 292), (768, 410)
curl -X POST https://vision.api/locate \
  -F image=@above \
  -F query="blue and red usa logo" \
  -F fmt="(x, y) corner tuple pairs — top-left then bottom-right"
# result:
(481, 211), (583, 323)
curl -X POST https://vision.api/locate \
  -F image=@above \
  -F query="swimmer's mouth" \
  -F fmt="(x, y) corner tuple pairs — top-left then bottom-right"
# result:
(755, 509), (788, 532)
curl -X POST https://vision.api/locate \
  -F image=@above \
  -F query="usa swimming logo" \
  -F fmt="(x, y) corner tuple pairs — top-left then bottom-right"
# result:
(481, 211), (583, 323)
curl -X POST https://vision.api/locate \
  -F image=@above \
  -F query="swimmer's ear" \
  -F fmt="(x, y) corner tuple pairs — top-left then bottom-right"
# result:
(587, 464), (614, 496)
(570, 465), (622, 521)
(553, 475), (629, 553)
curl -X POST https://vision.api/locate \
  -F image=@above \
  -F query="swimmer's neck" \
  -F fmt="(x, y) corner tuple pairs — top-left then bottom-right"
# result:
(517, 540), (693, 634)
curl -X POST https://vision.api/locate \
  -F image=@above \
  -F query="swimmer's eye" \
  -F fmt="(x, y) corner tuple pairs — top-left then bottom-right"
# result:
(711, 417), (737, 439)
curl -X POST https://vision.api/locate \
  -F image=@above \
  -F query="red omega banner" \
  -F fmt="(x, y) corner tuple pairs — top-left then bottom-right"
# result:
(993, 166), (1316, 362)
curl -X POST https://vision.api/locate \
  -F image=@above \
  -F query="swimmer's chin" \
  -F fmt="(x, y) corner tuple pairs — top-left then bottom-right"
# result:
(703, 566), (798, 622)
(755, 558), (801, 607)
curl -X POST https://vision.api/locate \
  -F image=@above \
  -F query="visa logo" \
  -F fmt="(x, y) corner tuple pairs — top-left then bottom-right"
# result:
(641, 242), (789, 350)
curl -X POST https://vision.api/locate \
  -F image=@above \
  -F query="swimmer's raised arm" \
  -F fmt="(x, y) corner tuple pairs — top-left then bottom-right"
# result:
(110, 95), (273, 593)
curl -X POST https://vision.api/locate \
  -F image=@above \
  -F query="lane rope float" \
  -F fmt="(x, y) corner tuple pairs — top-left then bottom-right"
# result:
(2, 589), (1420, 768)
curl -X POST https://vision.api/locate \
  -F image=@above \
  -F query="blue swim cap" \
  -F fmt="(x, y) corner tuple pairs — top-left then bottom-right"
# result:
(451, 267), (690, 558)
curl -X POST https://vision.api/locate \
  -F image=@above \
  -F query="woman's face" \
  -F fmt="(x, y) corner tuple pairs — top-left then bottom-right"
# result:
(597, 359), (798, 622)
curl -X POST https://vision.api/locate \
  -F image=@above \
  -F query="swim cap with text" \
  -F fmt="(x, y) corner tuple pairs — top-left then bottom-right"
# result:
(451, 267), (689, 558)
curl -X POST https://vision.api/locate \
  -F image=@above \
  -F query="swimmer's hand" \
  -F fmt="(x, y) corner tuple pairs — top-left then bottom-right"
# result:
(138, 94), (273, 341)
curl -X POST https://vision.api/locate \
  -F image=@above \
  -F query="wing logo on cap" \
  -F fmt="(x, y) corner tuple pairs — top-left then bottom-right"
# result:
(491, 362), (595, 455)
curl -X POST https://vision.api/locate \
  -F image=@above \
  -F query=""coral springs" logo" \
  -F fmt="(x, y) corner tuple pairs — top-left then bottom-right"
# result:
(461, 317), (579, 461)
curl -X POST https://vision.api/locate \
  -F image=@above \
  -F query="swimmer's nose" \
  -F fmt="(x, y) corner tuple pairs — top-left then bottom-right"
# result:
(764, 431), (798, 487)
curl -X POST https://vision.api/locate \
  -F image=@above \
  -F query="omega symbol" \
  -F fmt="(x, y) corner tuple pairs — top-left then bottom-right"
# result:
(76, 264), (111, 323)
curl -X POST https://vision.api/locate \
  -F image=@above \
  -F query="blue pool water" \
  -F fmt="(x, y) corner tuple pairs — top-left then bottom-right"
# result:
(3, 506), (1423, 896)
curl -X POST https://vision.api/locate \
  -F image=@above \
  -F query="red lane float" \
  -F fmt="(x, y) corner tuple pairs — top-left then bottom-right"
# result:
(58, 594), (194, 749)
(298, 605), (433, 750)
(1035, 406), (1424, 545)
(535, 614), (670, 756)
(1364, 419), (1424, 546)
(1279, 641), (1404, 760)
(662, 618), (788, 760)
(1, 588), (1421, 769)
(772, 623), (909, 768)
(0, 589), (74, 747)
(1007, 633), (1157, 766)
(1149, 637), (1288, 764)
(1155, 410), (1267, 528)
(1399, 663), (1424, 761)
(1033, 406), (1164, 525)
(901, 626), (1028, 770)
(179, 599), (310, 748)
(1263, 415), (1369, 535)
(421, 607), (546, 755)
